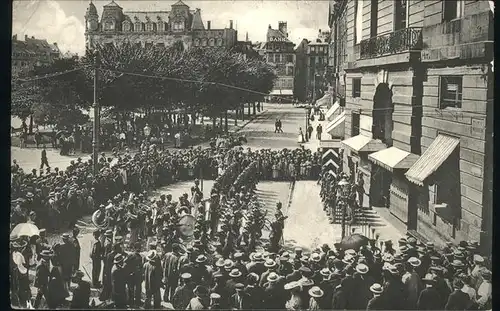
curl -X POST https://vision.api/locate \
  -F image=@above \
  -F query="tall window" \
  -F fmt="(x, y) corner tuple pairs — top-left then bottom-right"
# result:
(157, 22), (164, 31)
(394, 0), (409, 31)
(370, 0), (378, 37)
(209, 38), (215, 46)
(439, 76), (463, 109)
(135, 23), (142, 32)
(173, 22), (184, 31)
(443, 0), (465, 22)
(352, 112), (360, 136)
(201, 38), (207, 46)
(194, 38), (200, 46)
(123, 21), (131, 32)
(216, 38), (223, 46)
(355, 0), (363, 44)
(352, 78), (361, 98)
(146, 23), (154, 32)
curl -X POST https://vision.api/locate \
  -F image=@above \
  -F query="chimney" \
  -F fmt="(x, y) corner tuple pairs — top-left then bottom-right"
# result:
(25, 34), (28, 40)
(53, 42), (57, 46)
(32, 36), (35, 39)
(207, 21), (211, 30)
(229, 20), (233, 29)
(12, 34), (17, 40)
(278, 21), (287, 37)
(268, 24), (271, 29)
(319, 29), (321, 33)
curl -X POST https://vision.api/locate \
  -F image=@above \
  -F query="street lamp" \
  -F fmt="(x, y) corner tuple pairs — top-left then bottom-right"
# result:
(338, 177), (350, 239)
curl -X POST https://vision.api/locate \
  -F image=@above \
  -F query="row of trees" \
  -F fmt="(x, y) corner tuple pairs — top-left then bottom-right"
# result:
(11, 42), (277, 131)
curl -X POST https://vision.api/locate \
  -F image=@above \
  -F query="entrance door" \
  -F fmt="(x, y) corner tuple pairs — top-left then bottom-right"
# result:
(370, 165), (392, 207)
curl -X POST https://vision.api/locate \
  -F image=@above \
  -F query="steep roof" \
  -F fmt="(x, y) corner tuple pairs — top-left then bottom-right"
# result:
(266, 27), (292, 43)
(104, 0), (122, 8)
(124, 11), (171, 23)
(172, 0), (188, 7)
(190, 9), (204, 30)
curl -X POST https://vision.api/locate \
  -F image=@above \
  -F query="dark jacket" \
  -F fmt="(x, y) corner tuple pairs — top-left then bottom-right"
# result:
(111, 265), (127, 305)
(331, 287), (349, 310)
(417, 287), (442, 310)
(366, 295), (386, 310)
(264, 282), (286, 309)
(143, 260), (162, 294)
(244, 285), (265, 309)
(445, 289), (471, 310)
(71, 280), (91, 309)
(34, 261), (50, 289)
(229, 292), (250, 310)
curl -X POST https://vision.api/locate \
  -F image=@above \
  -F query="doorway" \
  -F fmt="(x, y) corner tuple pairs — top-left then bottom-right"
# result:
(370, 165), (392, 208)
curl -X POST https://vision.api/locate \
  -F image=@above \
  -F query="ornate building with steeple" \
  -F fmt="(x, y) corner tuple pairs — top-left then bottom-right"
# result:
(84, 0), (237, 52)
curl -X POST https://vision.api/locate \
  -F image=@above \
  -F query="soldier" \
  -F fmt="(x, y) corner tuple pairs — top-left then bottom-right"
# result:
(90, 229), (103, 288)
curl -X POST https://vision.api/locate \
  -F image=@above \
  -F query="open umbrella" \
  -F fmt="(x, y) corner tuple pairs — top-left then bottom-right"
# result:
(338, 233), (369, 251)
(10, 223), (40, 239)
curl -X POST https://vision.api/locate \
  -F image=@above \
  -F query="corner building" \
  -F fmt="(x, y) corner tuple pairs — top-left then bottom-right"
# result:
(329, 0), (493, 253)
(84, 0), (237, 51)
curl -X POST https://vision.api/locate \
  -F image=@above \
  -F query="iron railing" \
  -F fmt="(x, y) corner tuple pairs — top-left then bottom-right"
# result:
(359, 27), (422, 60)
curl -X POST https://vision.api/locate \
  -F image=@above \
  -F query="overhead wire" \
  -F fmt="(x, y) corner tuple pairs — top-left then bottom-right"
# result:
(18, 0), (42, 35)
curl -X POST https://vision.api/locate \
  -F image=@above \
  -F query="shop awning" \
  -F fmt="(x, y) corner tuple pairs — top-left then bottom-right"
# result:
(325, 101), (340, 120)
(368, 147), (420, 172)
(326, 111), (346, 136)
(340, 134), (386, 153)
(270, 89), (293, 95)
(315, 92), (332, 107)
(405, 134), (460, 186)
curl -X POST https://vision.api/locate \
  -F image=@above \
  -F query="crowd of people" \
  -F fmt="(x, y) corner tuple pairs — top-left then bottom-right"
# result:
(10, 139), (492, 310)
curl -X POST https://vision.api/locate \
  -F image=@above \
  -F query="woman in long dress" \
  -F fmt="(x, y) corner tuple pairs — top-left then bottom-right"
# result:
(298, 128), (305, 144)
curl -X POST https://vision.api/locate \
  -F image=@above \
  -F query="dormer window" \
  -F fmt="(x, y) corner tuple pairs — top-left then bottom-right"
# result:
(201, 38), (207, 46)
(209, 38), (215, 47)
(123, 21), (131, 32)
(135, 22), (142, 32)
(104, 20), (115, 31)
(217, 38), (223, 46)
(194, 38), (200, 46)
(157, 21), (165, 31)
(146, 23), (154, 32)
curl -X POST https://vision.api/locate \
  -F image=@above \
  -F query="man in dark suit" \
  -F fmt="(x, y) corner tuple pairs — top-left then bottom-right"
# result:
(366, 283), (386, 310)
(90, 230), (103, 288)
(70, 270), (91, 309)
(263, 272), (286, 309)
(244, 273), (264, 309)
(111, 253), (128, 308)
(33, 250), (52, 308)
(229, 283), (250, 309)
(445, 279), (471, 310)
(286, 261), (302, 283)
(331, 279), (349, 309)
(417, 274), (442, 310)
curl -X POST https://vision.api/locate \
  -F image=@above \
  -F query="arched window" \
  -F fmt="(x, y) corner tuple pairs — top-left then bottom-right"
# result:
(208, 38), (215, 47)
(134, 23), (142, 32)
(216, 38), (223, 46)
(104, 20), (115, 31)
(173, 21), (184, 31)
(123, 21), (131, 32)
(201, 38), (207, 46)
(193, 38), (200, 47)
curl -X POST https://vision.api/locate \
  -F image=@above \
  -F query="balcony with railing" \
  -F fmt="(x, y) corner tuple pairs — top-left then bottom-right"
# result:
(359, 27), (423, 61)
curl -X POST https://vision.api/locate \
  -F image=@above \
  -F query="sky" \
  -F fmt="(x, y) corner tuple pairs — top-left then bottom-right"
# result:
(12, 0), (330, 56)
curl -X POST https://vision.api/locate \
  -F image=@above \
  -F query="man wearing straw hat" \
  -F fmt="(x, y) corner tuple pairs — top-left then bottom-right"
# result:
(144, 250), (162, 309)
(172, 273), (195, 310)
(70, 270), (91, 309)
(366, 283), (385, 310)
(33, 249), (53, 308)
(111, 253), (128, 308)
(417, 273), (441, 310)
(405, 257), (423, 309)
(308, 286), (324, 310)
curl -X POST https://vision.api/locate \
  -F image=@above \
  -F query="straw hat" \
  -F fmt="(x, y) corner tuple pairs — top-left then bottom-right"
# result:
(356, 263), (369, 274)
(284, 281), (301, 290)
(422, 273), (436, 283)
(229, 269), (242, 278)
(370, 283), (383, 294)
(114, 253), (125, 265)
(310, 253), (322, 262)
(264, 259), (277, 268)
(407, 257), (422, 267)
(308, 286), (324, 298)
(382, 254), (394, 262)
(473, 254), (484, 263)
(267, 272), (279, 282)
(196, 255), (207, 264)
(320, 268), (331, 277)
(345, 249), (357, 256)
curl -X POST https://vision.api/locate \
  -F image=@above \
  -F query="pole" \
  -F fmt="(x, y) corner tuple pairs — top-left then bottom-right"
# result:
(200, 165), (204, 194)
(313, 73), (316, 103)
(92, 51), (100, 177)
(341, 200), (346, 239)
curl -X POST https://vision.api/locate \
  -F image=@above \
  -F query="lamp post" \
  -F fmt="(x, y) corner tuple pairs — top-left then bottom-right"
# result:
(338, 177), (350, 239)
(92, 51), (100, 177)
(144, 123), (151, 157)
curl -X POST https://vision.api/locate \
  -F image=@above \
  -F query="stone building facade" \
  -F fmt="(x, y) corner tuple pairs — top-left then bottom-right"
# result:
(264, 22), (296, 99)
(328, 0), (493, 253)
(11, 34), (61, 76)
(84, 0), (237, 52)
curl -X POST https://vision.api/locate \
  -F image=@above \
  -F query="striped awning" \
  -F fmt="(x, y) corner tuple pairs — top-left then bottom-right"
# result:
(315, 92), (333, 107)
(405, 134), (460, 186)
(325, 101), (340, 120)
(341, 134), (386, 153)
(369, 147), (420, 172)
(326, 111), (346, 135)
